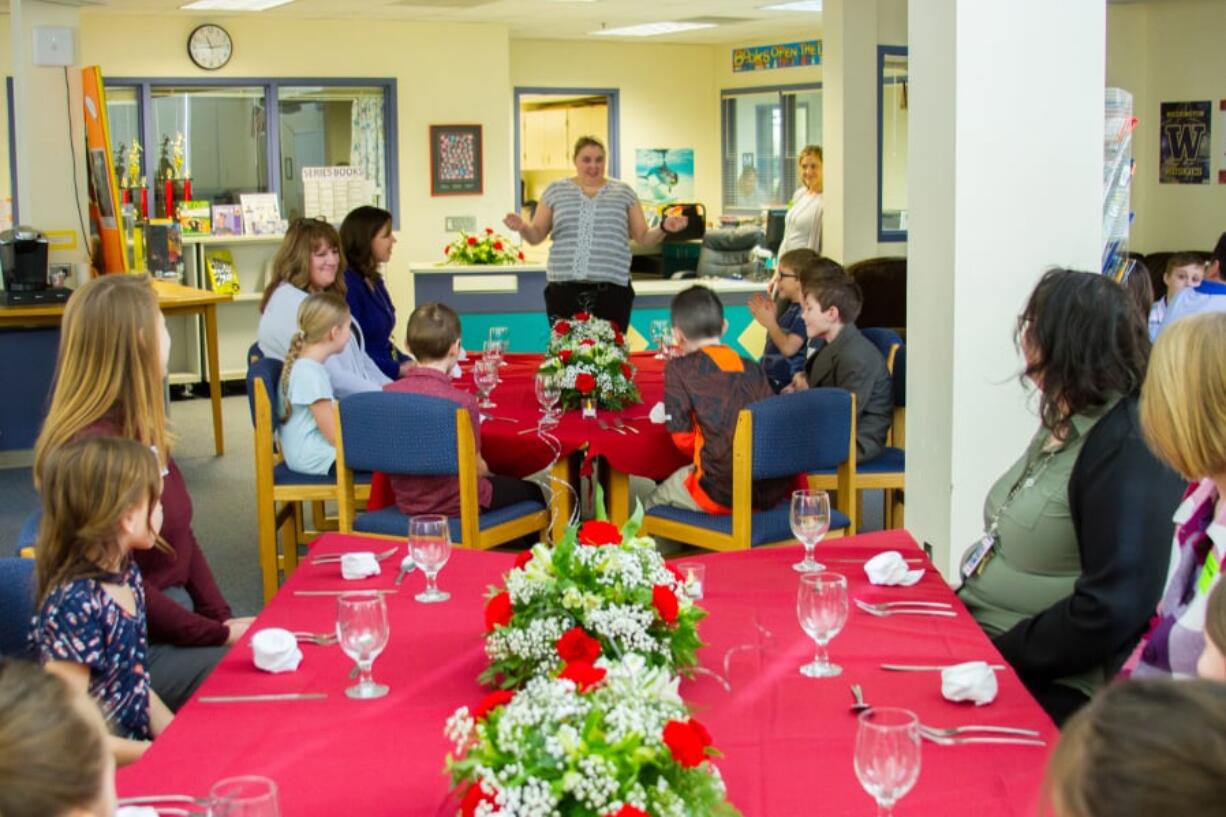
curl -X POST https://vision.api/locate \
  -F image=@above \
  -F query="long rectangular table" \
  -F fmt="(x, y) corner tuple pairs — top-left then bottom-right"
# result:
(117, 530), (1055, 816)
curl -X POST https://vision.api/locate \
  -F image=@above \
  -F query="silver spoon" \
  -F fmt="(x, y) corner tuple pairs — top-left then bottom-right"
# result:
(394, 554), (416, 586)
(850, 683), (871, 713)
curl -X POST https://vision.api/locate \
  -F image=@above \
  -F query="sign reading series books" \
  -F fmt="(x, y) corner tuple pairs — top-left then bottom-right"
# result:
(302, 166), (376, 223)
(1159, 101), (1211, 184)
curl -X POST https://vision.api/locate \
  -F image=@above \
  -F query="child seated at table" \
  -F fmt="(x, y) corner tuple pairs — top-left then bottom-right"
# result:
(0, 659), (116, 817)
(32, 436), (175, 767)
(787, 269), (894, 462)
(384, 303), (543, 516)
(1149, 252), (1205, 340)
(279, 292), (352, 475)
(749, 248), (817, 392)
(646, 285), (790, 514)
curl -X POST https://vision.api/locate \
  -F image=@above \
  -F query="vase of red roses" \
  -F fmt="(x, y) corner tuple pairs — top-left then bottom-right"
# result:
(538, 313), (641, 411)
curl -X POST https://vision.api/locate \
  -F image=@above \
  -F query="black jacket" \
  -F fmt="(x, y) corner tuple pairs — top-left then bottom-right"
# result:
(992, 395), (1184, 683)
(803, 322), (894, 461)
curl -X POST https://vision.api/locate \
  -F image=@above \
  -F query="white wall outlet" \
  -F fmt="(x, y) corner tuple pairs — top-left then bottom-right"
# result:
(33, 26), (76, 67)
(445, 216), (477, 232)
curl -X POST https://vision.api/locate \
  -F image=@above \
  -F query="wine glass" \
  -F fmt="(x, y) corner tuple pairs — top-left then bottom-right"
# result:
(208, 775), (280, 817)
(854, 708), (922, 817)
(481, 340), (503, 381)
(472, 359), (498, 409)
(790, 489), (831, 572)
(488, 326), (510, 365)
(410, 514), (452, 603)
(650, 319), (671, 359)
(534, 371), (562, 426)
(796, 572), (848, 678)
(336, 593), (390, 700)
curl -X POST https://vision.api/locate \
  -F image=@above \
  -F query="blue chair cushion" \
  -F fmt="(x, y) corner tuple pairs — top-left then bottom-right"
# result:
(862, 327), (903, 361)
(14, 510), (40, 556)
(353, 500), (547, 545)
(859, 447), (905, 474)
(339, 392), (461, 476)
(0, 558), (36, 659)
(748, 388), (853, 478)
(272, 464), (371, 487)
(646, 502), (852, 547)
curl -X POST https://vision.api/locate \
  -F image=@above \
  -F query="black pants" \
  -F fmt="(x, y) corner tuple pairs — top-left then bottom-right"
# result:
(486, 474), (545, 511)
(544, 281), (635, 332)
(1021, 676), (1091, 727)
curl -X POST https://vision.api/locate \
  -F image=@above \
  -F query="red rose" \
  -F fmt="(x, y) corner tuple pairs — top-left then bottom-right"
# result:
(494, 241), (504, 250)
(613, 330), (624, 345)
(580, 338), (596, 347)
(560, 349), (573, 364)
(472, 689), (514, 721)
(578, 519), (622, 546)
(575, 372), (596, 394)
(514, 549), (533, 569)
(557, 627), (602, 664)
(653, 584), (679, 624)
(444, 245), (451, 255)
(485, 227), (495, 234)
(606, 807), (649, 817)
(609, 320), (622, 333)
(484, 592), (513, 632)
(665, 562), (685, 584)
(517, 251), (525, 261)
(554, 321), (572, 335)
(467, 236), (478, 246)
(574, 312), (590, 321)
(663, 719), (712, 768)
(620, 363), (632, 379)
(559, 660), (606, 692)
(461, 783), (497, 817)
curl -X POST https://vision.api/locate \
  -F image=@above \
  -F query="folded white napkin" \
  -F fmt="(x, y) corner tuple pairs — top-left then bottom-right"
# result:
(450, 363), (462, 378)
(341, 552), (381, 580)
(649, 401), (671, 424)
(116, 808), (160, 817)
(864, 551), (924, 586)
(941, 661), (999, 706)
(250, 628), (303, 674)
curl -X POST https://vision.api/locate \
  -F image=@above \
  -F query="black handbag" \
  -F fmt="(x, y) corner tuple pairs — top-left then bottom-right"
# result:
(659, 203), (706, 242)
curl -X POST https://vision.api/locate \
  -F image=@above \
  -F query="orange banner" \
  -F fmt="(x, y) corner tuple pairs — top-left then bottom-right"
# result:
(81, 66), (127, 272)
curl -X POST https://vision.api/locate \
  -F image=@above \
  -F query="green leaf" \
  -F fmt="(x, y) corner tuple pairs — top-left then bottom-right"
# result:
(594, 482), (608, 521)
(622, 498), (645, 539)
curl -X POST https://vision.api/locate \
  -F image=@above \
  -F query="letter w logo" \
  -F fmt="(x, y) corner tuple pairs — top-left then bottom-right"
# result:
(1164, 123), (1207, 160)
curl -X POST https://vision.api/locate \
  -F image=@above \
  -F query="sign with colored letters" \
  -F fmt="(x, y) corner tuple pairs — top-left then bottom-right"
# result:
(732, 40), (821, 73)
(1159, 101), (1211, 184)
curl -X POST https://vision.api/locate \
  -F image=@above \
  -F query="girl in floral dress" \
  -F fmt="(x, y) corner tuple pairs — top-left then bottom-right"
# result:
(32, 436), (175, 766)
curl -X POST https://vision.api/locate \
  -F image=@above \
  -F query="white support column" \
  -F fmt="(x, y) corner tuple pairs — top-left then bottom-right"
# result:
(822, 0), (880, 265)
(907, 0), (1106, 576)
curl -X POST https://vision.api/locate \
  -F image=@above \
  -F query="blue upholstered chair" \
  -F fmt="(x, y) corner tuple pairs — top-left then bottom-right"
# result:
(861, 327), (903, 374)
(640, 388), (856, 552)
(246, 355), (370, 601)
(15, 510), (40, 557)
(854, 345), (907, 528)
(335, 392), (549, 549)
(0, 557), (36, 659)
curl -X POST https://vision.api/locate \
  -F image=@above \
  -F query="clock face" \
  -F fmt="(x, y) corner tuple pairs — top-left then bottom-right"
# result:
(188, 24), (232, 71)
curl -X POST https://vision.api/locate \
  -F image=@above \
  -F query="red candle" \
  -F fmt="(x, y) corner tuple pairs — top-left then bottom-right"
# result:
(122, 188), (131, 204)
(165, 179), (174, 218)
(140, 187), (149, 219)
(183, 178), (192, 200)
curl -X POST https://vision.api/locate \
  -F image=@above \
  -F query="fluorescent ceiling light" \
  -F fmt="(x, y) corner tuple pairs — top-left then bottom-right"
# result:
(180, 0), (295, 10)
(760, 1), (823, 11)
(591, 21), (717, 37)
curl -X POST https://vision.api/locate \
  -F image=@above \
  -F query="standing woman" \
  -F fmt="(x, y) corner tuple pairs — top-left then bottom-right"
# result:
(257, 217), (389, 397)
(32, 274), (253, 711)
(777, 145), (824, 257)
(503, 136), (687, 331)
(340, 206), (412, 381)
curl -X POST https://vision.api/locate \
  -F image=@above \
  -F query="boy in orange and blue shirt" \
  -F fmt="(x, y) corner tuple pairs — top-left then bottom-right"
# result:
(646, 285), (791, 514)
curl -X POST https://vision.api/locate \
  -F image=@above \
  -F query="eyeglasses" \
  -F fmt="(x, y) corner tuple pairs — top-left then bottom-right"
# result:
(778, 272), (798, 280)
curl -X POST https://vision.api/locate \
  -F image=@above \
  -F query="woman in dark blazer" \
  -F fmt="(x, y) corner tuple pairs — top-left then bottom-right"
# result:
(341, 206), (411, 380)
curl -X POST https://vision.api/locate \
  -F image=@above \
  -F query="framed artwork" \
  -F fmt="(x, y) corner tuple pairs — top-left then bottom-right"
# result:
(430, 124), (483, 196)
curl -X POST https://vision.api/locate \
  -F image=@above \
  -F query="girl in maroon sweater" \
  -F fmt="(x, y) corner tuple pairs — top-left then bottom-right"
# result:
(33, 275), (252, 709)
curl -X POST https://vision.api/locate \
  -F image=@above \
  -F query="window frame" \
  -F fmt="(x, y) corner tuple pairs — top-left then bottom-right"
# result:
(877, 45), (908, 243)
(719, 82), (822, 216)
(104, 76), (399, 229)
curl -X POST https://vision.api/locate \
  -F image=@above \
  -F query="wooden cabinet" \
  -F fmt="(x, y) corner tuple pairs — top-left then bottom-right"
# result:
(521, 104), (608, 171)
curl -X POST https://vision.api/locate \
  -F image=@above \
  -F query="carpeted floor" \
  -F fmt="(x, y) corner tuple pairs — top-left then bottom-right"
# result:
(0, 393), (886, 617)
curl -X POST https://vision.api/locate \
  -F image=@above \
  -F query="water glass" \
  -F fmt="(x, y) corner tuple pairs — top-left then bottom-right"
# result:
(790, 489), (831, 572)
(854, 708), (922, 817)
(481, 340), (503, 381)
(534, 371), (562, 425)
(796, 572), (848, 678)
(473, 359), (498, 409)
(336, 593), (390, 700)
(410, 514), (452, 603)
(208, 775), (280, 817)
(676, 561), (706, 600)
(488, 326), (509, 364)
(650, 319), (671, 359)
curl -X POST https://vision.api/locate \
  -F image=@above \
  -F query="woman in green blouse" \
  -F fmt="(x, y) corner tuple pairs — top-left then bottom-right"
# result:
(957, 269), (1184, 725)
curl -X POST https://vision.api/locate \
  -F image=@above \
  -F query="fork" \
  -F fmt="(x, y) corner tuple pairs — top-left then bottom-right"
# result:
(612, 417), (639, 435)
(596, 418), (626, 435)
(919, 723), (1041, 738)
(920, 732), (1046, 747)
(291, 631), (338, 646)
(117, 795), (208, 809)
(854, 599), (956, 618)
(310, 546), (398, 566)
(857, 599), (952, 610)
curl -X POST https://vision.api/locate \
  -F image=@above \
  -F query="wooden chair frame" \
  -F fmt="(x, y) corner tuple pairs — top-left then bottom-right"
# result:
(336, 404), (548, 549)
(642, 396), (857, 552)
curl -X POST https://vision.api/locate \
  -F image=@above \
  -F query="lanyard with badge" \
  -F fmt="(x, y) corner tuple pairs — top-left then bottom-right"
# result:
(960, 445), (1061, 580)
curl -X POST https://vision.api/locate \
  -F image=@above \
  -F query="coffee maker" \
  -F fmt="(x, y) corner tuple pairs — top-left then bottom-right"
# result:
(1, 227), (67, 306)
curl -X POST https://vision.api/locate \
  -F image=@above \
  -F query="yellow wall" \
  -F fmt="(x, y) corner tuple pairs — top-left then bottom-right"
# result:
(1107, 0), (1226, 254)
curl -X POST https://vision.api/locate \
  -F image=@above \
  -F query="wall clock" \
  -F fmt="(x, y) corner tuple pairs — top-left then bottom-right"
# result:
(188, 24), (233, 71)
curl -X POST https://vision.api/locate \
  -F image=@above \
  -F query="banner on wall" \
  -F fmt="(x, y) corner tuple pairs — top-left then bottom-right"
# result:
(81, 66), (128, 272)
(1159, 100), (1211, 185)
(732, 40), (821, 73)
(634, 148), (694, 204)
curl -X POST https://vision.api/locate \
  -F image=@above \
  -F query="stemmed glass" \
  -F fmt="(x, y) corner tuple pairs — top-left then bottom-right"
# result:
(791, 489), (831, 572)
(409, 514), (452, 603)
(208, 775), (280, 817)
(854, 708), (922, 817)
(796, 572), (848, 678)
(473, 359), (498, 409)
(336, 593), (390, 700)
(488, 326), (509, 365)
(481, 340), (503, 381)
(650, 319), (671, 360)
(534, 371), (562, 427)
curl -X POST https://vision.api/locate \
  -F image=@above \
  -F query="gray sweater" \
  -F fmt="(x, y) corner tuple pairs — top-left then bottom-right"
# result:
(803, 322), (894, 461)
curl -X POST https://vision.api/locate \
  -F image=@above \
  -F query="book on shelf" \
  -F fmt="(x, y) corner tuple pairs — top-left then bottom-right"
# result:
(204, 249), (241, 295)
(211, 204), (244, 236)
(144, 219), (183, 275)
(239, 193), (284, 236)
(177, 200), (212, 236)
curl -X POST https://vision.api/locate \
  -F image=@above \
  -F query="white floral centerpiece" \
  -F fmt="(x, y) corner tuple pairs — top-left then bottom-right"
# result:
(538, 313), (641, 411)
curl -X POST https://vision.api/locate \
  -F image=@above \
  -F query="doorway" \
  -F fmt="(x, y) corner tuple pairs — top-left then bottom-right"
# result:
(513, 87), (619, 214)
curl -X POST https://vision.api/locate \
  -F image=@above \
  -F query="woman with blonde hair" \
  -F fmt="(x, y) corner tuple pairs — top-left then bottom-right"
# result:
(777, 144), (824, 257)
(257, 217), (388, 397)
(33, 274), (248, 711)
(1132, 312), (1226, 677)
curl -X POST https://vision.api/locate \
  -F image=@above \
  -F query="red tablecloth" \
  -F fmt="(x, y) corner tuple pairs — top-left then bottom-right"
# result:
(117, 531), (1055, 816)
